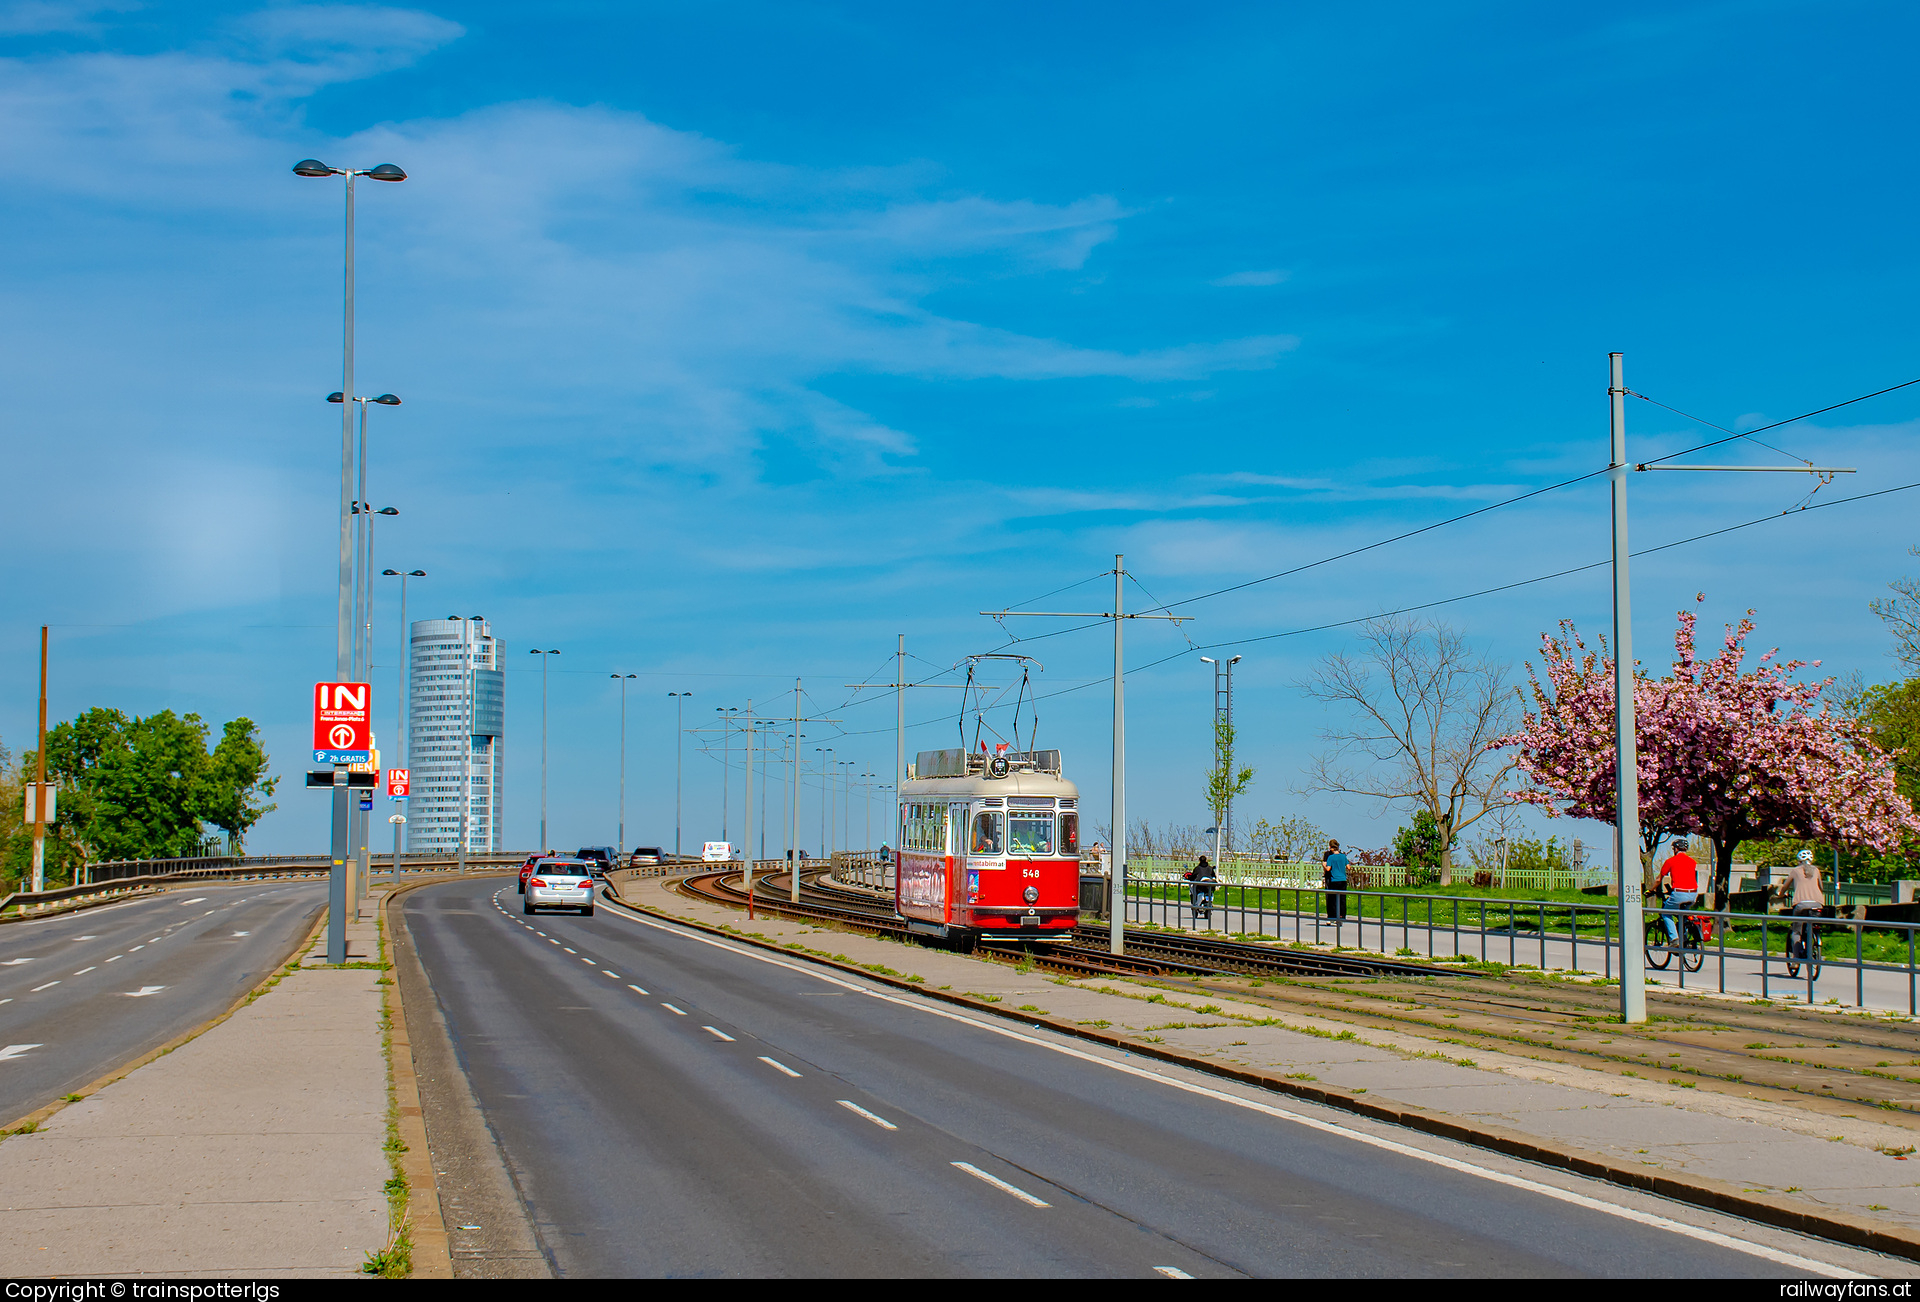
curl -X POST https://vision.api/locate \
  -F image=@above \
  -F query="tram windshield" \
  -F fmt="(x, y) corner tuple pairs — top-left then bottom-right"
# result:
(971, 811), (1003, 855)
(1008, 813), (1053, 856)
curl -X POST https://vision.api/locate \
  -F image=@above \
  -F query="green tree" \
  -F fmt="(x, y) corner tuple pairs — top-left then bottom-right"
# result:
(13, 708), (278, 873)
(1393, 809), (1454, 879)
(1205, 714), (1254, 852)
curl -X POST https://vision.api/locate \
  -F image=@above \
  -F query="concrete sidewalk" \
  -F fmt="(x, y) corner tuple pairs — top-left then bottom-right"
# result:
(618, 872), (1920, 1257)
(0, 907), (391, 1278)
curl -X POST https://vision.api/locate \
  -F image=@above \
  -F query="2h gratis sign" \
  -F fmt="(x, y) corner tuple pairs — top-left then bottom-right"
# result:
(312, 682), (372, 765)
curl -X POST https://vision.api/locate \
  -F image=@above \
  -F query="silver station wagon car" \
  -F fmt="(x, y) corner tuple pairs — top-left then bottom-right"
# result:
(523, 859), (598, 916)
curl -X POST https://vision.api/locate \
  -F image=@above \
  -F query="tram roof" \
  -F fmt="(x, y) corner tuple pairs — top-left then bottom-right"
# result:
(899, 770), (1080, 800)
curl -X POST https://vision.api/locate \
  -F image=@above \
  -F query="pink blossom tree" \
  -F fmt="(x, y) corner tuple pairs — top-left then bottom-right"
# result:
(1498, 600), (1920, 902)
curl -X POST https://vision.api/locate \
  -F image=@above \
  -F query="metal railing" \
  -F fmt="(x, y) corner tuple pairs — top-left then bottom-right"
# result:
(1129, 875), (1920, 1013)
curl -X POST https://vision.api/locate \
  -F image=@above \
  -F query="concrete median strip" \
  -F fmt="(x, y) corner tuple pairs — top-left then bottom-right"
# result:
(604, 874), (1920, 1266)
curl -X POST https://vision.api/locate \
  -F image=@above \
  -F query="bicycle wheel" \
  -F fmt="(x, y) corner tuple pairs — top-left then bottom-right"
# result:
(1645, 919), (1672, 970)
(1681, 923), (1704, 972)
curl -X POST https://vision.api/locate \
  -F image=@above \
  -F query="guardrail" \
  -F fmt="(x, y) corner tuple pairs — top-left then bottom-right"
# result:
(1129, 876), (1920, 1013)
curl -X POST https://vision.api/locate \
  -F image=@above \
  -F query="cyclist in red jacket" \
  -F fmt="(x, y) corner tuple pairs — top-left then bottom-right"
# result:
(1656, 839), (1700, 943)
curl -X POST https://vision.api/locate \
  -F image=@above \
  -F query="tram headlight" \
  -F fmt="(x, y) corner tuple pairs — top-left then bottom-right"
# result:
(1023, 885), (1039, 904)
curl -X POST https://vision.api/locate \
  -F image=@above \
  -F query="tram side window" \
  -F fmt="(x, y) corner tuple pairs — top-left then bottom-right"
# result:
(1059, 812), (1079, 855)
(1007, 813), (1053, 856)
(971, 811), (1003, 855)
(947, 806), (964, 856)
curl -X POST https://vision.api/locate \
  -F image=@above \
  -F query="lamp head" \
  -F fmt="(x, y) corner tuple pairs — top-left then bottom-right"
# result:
(409, 570), (425, 577)
(1229, 655), (1242, 665)
(366, 163), (408, 182)
(327, 392), (345, 403)
(1200, 656), (1215, 664)
(382, 569), (400, 576)
(372, 394), (402, 406)
(292, 159), (337, 178)
(377, 507), (399, 516)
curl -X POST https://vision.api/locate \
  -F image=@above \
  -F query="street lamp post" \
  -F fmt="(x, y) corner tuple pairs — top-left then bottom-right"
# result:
(815, 747), (832, 859)
(295, 155), (405, 967)
(668, 692), (692, 857)
(529, 649), (560, 850)
(381, 569), (424, 875)
(862, 771), (875, 854)
(612, 674), (636, 853)
(717, 707), (741, 846)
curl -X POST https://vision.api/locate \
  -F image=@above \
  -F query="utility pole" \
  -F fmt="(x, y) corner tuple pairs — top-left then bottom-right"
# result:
(31, 626), (49, 892)
(790, 681), (802, 900)
(982, 554), (1188, 955)
(668, 691), (691, 857)
(743, 699), (755, 920)
(1609, 353), (1646, 1024)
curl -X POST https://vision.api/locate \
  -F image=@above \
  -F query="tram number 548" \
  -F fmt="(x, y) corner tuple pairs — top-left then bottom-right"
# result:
(1021, 868), (1041, 878)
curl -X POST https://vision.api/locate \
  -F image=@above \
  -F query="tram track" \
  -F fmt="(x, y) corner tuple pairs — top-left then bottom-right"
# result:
(664, 866), (1465, 984)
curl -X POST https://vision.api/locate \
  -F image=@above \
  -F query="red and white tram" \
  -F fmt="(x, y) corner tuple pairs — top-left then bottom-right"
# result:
(894, 747), (1081, 951)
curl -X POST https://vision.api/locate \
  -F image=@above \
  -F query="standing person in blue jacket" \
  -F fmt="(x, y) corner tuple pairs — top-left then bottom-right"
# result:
(1323, 839), (1350, 922)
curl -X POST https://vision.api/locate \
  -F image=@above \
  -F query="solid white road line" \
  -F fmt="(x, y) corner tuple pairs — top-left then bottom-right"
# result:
(952, 1162), (1050, 1208)
(593, 895), (1856, 1278)
(758, 1056), (801, 1078)
(628, 985), (650, 995)
(837, 1100), (898, 1130)
(1153, 1267), (1194, 1279)
(703, 1026), (736, 1041)
(662, 1003), (687, 1016)
(30, 981), (59, 992)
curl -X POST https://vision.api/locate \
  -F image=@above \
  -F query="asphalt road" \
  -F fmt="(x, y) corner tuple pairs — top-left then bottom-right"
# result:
(403, 875), (1870, 1278)
(0, 880), (327, 1121)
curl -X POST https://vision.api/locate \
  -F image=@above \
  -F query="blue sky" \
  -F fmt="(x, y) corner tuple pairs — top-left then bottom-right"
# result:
(3, 0), (1917, 857)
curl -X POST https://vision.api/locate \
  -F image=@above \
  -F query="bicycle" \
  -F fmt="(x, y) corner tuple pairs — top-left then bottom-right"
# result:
(1785, 907), (1823, 980)
(1644, 889), (1705, 973)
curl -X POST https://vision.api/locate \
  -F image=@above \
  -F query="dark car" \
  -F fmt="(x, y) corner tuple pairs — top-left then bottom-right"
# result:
(575, 846), (618, 878)
(629, 847), (663, 867)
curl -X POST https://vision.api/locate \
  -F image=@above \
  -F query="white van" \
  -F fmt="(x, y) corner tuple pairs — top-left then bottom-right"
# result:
(701, 841), (735, 862)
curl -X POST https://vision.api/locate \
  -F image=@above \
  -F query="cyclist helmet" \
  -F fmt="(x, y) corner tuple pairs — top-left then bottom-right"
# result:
(1796, 848), (1814, 863)
(1671, 838), (1688, 850)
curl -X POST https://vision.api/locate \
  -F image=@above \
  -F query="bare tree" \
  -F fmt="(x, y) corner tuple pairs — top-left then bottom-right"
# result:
(1298, 616), (1519, 883)
(1871, 545), (1920, 671)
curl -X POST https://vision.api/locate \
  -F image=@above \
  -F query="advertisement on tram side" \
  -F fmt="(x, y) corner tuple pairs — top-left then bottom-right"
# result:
(897, 852), (950, 924)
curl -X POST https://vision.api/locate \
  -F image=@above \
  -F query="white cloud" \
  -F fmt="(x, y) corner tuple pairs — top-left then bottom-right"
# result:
(1211, 269), (1289, 287)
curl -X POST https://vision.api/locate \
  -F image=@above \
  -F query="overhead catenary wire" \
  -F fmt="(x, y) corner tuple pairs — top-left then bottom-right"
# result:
(825, 477), (1920, 743)
(1631, 375), (1920, 469)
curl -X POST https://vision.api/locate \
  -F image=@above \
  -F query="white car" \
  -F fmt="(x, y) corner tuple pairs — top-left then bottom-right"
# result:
(524, 860), (597, 915)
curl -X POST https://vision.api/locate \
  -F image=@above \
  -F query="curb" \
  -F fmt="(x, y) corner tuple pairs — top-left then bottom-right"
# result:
(606, 881), (1920, 1265)
(381, 871), (515, 1281)
(378, 877), (463, 1280)
(2, 906), (328, 1136)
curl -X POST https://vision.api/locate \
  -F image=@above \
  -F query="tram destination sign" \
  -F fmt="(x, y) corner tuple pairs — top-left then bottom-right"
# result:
(312, 682), (372, 765)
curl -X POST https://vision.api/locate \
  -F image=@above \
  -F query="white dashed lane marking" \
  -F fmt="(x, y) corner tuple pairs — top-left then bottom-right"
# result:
(0, 959), (34, 966)
(1153, 1267), (1194, 1279)
(72, 967), (95, 976)
(30, 982), (59, 992)
(758, 1057), (801, 1078)
(702, 1026), (735, 1041)
(662, 1003), (687, 1016)
(602, 971), (619, 979)
(952, 1162), (1050, 1208)
(628, 985), (649, 995)
(0, 1045), (43, 1062)
(837, 1100), (897, 1130)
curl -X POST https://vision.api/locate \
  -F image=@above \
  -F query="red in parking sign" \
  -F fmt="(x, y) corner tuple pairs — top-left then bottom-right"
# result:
(312, 682), (372, 763)
(386, 768), (411, 798)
